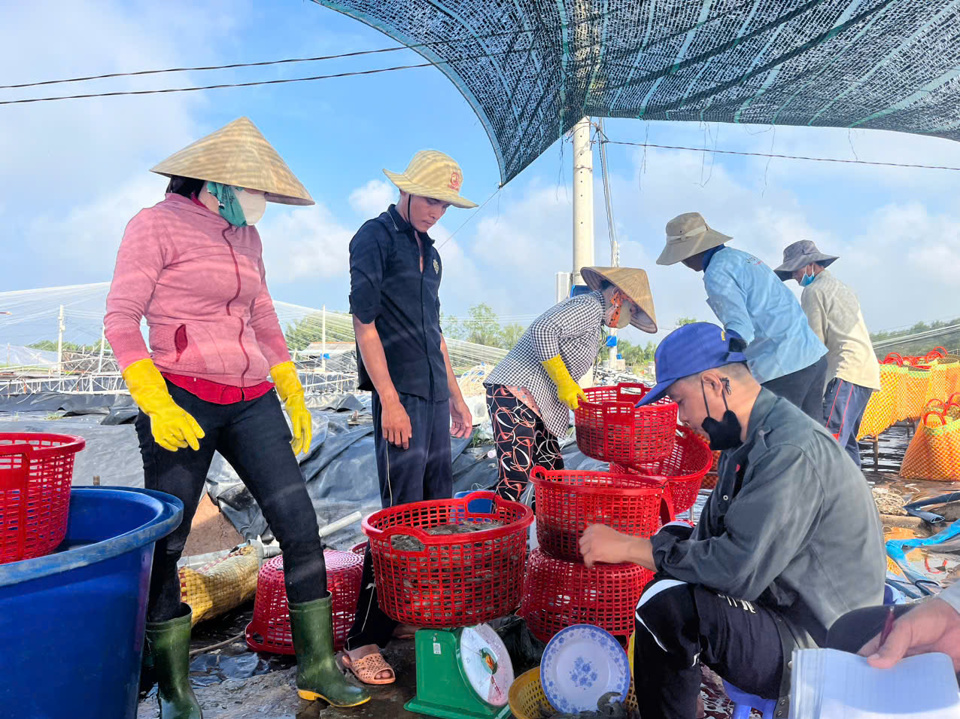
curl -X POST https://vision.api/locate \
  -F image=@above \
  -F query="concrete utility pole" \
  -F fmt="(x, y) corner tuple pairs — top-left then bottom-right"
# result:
(571, 116), (595, 289)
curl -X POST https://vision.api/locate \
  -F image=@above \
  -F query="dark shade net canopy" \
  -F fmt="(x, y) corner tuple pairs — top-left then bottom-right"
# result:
(312, 0), (960, 183)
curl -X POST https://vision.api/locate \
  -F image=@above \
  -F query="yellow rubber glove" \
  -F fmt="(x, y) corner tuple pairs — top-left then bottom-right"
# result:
(122, 358), (205, 452)
(541, 354), (588, 411)
(270, 361), (312, 456)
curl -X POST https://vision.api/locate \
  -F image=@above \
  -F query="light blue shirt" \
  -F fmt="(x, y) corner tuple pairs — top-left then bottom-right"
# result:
(703, 247), (826, 383)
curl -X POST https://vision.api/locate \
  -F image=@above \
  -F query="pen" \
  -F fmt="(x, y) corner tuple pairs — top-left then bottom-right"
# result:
(878, 606), (896, 648)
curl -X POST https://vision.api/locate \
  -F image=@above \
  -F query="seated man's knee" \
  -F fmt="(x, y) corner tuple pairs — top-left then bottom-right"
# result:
(634, 579), (698, 655)
(826, 605), (906, 654)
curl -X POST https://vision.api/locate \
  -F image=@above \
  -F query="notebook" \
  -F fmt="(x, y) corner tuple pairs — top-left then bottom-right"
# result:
(790, 648), (960, 719)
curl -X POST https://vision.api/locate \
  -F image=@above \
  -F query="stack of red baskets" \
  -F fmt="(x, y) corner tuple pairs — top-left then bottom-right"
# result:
(246, 549), (364, 654)
(519, 384), (696, 644)
(0, 433), (85, 565)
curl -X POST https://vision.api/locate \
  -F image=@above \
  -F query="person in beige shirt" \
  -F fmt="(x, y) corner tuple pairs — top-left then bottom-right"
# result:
(775, 240), (881, 467)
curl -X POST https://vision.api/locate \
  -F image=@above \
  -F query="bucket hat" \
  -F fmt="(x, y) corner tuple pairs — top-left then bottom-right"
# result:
(774, 240), (838, 280)
(657, 212), (732, 266)
(580, 266), (658, 333)
(151, 117), (313, 205)
(383, 150), (477, 208)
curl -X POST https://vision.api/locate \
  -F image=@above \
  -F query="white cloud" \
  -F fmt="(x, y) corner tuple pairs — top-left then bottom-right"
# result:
(0, 0), (252, 287)
(258, 203), (354, 282)
(27, 174), (168, 276)
(348, 179), (395, 218)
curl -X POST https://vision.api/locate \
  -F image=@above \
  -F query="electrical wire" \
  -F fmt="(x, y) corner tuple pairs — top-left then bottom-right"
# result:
(602, 138), (960, 172)
(0, 61), (437, 106)
(437, 187), (504, 250)
(0, 12), (616, 91)
(0, 37), (498, 90)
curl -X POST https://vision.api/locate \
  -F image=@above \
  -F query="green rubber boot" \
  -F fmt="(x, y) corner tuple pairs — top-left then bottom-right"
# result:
(143, 604), (203, 719)
(289, 595), (371, 707)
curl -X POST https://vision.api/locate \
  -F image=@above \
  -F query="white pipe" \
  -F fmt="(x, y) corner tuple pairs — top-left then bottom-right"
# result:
(319, 510), (362, 538)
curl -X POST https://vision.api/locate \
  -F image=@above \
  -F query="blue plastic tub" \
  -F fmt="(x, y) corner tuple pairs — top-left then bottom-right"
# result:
(0, 487), (182, 719)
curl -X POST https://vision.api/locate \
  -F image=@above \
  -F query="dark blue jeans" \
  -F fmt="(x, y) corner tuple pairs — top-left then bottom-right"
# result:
(346, 392), (452, 649)
(823, 378), (874, 468)
(136, 384), (325, 622)
(371, 392), (453, 507)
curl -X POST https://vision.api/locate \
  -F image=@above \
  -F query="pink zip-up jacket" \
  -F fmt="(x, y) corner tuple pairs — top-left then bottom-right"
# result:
(104, 193), (291, 387)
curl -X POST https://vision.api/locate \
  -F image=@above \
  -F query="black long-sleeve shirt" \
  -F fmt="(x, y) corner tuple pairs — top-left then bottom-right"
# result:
(348, 205), (448, 402)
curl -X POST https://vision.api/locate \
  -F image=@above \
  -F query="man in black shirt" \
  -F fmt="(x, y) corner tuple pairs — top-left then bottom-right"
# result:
(342, 150), (476, 684)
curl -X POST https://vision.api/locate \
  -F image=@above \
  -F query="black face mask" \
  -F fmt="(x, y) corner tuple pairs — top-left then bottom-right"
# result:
(700, 380), (743, 451)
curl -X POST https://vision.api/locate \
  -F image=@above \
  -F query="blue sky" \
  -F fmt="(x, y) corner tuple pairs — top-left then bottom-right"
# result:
(4, 0), (960, 348)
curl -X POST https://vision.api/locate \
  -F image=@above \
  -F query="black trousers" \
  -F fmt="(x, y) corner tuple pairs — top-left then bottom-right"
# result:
(137, 384), (325, 623)
(761, 354), (828, 421)
(826, 604), (913, 653)
(633, 578), (785, 719)
(345, 392), (453, 649)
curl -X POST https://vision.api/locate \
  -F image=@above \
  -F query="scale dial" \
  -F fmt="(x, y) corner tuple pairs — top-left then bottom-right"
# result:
(459, 624), (514, 707)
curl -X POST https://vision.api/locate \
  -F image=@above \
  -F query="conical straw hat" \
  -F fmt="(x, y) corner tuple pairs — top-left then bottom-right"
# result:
(383, 150), (477, 208)
(580, 267), (658, 333)
(151, 117), (313, 206)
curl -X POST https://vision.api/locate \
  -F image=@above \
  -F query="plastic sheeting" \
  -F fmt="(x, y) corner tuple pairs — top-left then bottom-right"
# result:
(0, 392), (602, 550)
(313, 0), (960, 182)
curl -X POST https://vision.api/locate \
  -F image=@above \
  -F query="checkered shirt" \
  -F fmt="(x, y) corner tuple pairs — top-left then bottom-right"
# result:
(485, 291), (604, 438)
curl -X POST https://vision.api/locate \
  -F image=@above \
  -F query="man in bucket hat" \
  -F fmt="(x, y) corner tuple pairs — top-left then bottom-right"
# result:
(580, 322), (884, 719)
(657, 212), (828, 419)
(775, 240), (880, 467)
(343, 150), (475, 684)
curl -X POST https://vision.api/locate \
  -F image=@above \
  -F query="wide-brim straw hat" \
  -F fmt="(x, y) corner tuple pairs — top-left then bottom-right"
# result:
(774, 240), (839, 280)
(383, 150), (477, 209)
(151, 117), (314, 206)
(657, 212), (732, 265)
(581, 266), (658, 333)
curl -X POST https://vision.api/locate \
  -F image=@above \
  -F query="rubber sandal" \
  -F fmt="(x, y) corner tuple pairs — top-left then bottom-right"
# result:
(340, 652), (396, 686)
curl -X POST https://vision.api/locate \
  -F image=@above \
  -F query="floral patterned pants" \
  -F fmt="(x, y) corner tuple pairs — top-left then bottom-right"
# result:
(486, 384), (563, 503)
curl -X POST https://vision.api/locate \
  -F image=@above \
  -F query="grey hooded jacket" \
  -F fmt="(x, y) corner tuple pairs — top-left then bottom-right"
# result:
(652, 389), (885, 702)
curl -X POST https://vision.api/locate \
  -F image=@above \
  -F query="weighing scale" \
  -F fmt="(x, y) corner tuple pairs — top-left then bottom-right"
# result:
(405, 624), (514, 719)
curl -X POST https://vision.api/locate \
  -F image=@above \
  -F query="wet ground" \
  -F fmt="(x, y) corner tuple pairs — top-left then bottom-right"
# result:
(138, 423), (959, 718)
(137, 604), (420, 719)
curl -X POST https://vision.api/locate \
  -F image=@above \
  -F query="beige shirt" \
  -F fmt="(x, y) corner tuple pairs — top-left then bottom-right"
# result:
(800, 269), (881, 391)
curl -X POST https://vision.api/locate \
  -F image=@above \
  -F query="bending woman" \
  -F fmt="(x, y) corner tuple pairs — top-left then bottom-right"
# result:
(104, 118), (368, 718)
(483, 267), (658, 502)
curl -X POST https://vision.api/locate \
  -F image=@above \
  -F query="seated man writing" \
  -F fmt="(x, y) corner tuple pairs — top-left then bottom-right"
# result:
(580, 322), (885, 719)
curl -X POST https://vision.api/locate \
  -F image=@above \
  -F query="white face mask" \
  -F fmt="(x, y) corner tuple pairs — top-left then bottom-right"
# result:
(234, 187), (266, 225)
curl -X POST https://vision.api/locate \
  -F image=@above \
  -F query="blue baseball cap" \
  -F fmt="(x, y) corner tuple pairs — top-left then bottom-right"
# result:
(637, 322), (748, 406)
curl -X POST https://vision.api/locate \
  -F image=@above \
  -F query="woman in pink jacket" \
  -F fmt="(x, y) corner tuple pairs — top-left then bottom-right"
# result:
(105, 118), (368, 717)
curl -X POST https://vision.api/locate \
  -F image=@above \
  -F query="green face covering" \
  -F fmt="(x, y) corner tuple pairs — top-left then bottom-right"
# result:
(206, 182), (246, 227)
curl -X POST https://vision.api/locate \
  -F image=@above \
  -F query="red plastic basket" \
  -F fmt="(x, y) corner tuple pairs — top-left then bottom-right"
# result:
(363, 491), (533, 628)
(0, 433), (85, 564)
(574, 383), (678, 465)
(520, 549), (653, 644)
(612, 426), (713, 516)
(530, 466), (672, 562)
(245, 550), (363, 654)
